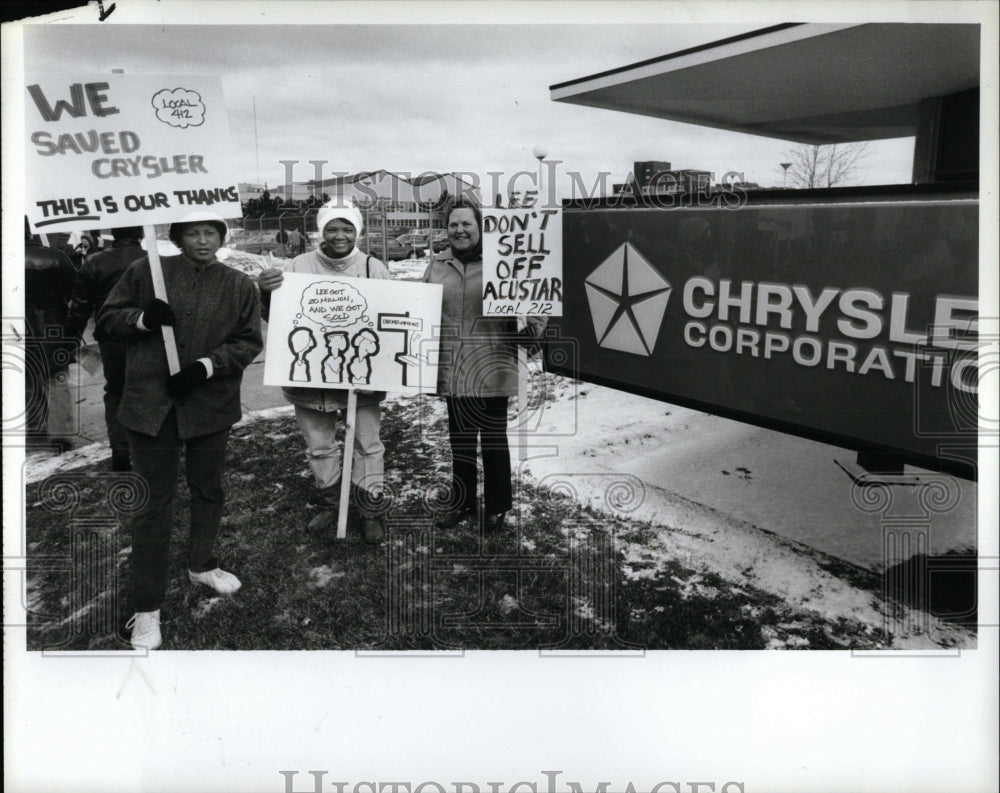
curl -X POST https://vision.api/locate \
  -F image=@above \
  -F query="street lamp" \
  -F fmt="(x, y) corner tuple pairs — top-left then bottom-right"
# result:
(780, 162), (792, 188)
(533, 144), (548, 208)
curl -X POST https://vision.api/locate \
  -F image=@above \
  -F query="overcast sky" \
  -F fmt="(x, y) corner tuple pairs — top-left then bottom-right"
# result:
(19, 10), (921, 198)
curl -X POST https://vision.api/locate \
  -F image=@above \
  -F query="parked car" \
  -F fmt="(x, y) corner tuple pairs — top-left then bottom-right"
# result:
(399, 230), (449, 254)
(360, 235), (424, 260)
(430, 230), (450, 252)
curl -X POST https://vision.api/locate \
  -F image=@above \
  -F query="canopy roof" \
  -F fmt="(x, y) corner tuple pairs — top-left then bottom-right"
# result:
(550, 23), (980, 143)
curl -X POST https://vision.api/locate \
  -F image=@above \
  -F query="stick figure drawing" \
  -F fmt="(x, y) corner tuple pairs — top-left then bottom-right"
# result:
(288, 326), (317, 382)
(321, 330), (350, 384)
(348, 328), (380, 385)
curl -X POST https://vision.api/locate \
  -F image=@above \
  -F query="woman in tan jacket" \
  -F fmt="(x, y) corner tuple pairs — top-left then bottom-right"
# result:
(423, 201), (544, 532)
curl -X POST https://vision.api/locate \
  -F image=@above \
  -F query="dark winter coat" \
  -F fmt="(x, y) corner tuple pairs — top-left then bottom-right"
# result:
(98, 254), (262, 439)
(25, 240), (77, 371)
(65, 239), (145, 342)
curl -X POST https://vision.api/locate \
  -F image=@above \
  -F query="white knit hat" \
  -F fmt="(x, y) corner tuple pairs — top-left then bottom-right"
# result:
(316, 203), (364, 236)
(168, 210), (229, 244)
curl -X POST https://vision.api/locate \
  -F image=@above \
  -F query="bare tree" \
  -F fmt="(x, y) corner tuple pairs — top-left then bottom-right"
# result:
(780, 142), (870, 188)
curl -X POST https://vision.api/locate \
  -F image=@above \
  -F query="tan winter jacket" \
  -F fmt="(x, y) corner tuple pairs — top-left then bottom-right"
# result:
(422, 251), (545, 397)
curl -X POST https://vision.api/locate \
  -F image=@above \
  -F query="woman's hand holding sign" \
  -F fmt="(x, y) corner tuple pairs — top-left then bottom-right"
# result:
(166, 361), (209, 398)
(256, 266), (285, 324)
(257, 266), (284, 292)
(141, 297), (176, 329)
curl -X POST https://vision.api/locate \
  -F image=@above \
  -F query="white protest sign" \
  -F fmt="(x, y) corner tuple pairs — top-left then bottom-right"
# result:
(24, 73), (242, 233)
(263, 272), (442, 393)
(482, 207), (562, 317)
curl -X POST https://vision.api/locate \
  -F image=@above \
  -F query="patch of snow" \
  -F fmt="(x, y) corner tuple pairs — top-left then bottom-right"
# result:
(23, 442), (113, 484)
(308, 565), (345, 588)
(191, 597), (223, 619)
(523, 376), (975, 650)
(388, 257), (430, 281)
(498, 594), (519, 615)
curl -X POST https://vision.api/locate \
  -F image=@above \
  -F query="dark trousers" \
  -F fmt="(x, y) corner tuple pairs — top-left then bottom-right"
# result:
(446, 396), (512, 515)
(126, 412), (230, 612)
(98, 340), (128, 456)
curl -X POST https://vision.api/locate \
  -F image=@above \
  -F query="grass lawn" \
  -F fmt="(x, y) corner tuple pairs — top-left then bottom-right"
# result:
(25, 395), (897, 651)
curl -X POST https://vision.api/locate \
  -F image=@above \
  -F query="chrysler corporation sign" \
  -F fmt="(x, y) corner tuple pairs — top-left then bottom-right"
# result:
(550, 197), (980, 478)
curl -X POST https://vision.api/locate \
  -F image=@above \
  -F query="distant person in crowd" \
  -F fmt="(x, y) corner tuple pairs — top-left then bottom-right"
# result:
(98, 210), (263, 651)
(65, 226), (145, 471)
(287, 225), (306, 256)
(24, 218), (77, 452)
(257, 204), (390, 544)
(65, 229), (96, 271)
(422, 201), (545, 532)
(275, 226), (290, 257)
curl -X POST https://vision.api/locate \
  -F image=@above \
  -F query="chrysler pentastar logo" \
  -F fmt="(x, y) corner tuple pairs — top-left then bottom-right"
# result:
(584, 242), (671, 356)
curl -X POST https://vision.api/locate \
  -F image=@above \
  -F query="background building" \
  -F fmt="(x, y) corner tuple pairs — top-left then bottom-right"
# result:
(614, 160), (717, 196)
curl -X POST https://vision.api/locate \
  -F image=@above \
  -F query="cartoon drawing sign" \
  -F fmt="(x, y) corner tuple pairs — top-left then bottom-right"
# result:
(24, 73), (242, 232)
(263, 272), (443, 393)
(482, 207), (563, 317)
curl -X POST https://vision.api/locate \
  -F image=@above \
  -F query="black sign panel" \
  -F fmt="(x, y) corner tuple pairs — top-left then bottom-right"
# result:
(547, 195), (979, 478)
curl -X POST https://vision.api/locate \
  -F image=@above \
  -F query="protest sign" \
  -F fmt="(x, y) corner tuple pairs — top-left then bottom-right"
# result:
(263, 272), (442, 394)
(482, 207), (563, 317)
(24, 73), (242, 233)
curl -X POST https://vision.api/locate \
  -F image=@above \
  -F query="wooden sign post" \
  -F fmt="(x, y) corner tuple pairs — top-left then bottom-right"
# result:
(143, 224), (181, 374)
(336, 391), (358, 539)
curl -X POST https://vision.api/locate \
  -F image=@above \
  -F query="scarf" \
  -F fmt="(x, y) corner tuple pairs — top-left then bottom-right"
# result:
(318, 243), (361, 269)
(451, 238), (483, 265)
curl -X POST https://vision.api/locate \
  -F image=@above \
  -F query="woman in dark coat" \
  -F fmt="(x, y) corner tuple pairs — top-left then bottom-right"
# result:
(98, 211), (262, 650)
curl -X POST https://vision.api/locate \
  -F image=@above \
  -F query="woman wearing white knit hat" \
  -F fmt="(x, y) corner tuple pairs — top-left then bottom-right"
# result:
(258, 203), (390, 543)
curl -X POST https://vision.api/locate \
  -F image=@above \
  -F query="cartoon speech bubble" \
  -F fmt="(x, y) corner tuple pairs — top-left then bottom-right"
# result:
(151, 87), (206, 129)
(299, 280), (367, 328)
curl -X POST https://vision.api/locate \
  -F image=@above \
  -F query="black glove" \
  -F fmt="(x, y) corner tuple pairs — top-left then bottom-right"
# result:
(166, 361), (208, 399)
(141, 298), (176, 330)
(514, 326), (541, 356)
(515, 327), (536, 345)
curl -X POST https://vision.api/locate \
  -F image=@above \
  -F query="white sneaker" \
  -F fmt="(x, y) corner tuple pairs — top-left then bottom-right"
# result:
(188, 567), (242, 595)
(126, 610), (162, 650)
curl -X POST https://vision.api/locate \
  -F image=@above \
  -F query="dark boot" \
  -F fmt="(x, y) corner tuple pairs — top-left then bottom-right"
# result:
(354, 487), (388, 544)
(435, 505), (477, 529)
(484, 512), (506, 532)
(307, 483), (341, 532)
(307, 508), (337, 532)
(361, 516), (385, 544)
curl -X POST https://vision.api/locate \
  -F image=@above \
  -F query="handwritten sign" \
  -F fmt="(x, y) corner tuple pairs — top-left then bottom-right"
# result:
(263, 272), (442, 393)
(24, 73), (242, 233)
(482, 207), (562, 317)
